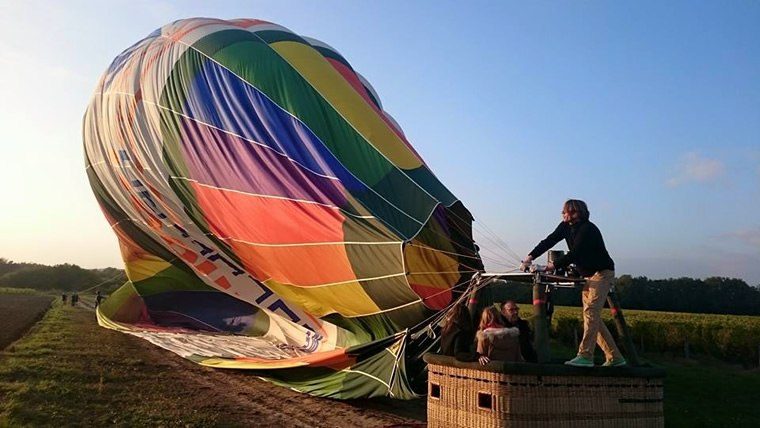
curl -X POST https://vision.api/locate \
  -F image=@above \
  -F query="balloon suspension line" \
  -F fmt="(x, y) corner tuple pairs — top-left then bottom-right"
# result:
(435, 207), (523, 269)
(74, 271), (126, 294)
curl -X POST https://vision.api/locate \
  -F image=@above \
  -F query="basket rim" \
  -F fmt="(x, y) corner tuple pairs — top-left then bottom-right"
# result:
(424, 353), (667, 378)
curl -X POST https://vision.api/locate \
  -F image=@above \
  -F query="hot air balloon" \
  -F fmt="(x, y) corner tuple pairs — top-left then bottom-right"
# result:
(83, 17), (481, 399)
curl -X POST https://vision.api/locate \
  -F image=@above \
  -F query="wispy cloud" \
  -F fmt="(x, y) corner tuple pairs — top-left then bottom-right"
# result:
(666, 151), (725, 187)
(722, 228), (760, 248)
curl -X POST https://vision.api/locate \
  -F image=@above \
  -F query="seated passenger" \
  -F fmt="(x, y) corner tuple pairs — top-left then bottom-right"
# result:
(440, 303), (475, 358)
(500, 300), (538, 362)
(476, 306), (522, 365)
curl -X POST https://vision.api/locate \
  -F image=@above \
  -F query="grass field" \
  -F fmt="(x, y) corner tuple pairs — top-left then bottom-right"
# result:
(546, 305), (760, 425)
(548, 341), (760, 426)
(0, 302), (422, 427)
(2, 296), (759, 426)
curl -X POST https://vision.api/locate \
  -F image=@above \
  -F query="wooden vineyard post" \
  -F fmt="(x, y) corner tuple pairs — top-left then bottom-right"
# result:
(606, 289), (641, 366)
(532, 273), (551, 363)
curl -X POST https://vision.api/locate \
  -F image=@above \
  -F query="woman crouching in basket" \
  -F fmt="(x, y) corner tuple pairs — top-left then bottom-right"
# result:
(476, 306), (522, 365)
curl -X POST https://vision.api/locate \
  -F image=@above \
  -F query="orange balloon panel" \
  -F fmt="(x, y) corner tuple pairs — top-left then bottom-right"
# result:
(228, 240), (358, 286)
(191, 182), (346, 244)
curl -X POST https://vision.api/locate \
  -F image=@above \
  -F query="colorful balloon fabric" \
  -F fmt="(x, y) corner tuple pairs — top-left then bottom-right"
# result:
(83, 18), (481, 399)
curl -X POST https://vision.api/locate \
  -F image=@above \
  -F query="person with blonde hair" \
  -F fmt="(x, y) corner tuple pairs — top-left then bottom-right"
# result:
(522, 199), (625, 367)
(476, 306), (521, 365)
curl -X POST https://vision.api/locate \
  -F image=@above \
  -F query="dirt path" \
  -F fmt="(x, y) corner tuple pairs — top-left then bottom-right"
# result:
(135, 337), (426, 427)
(0, 304), (426, 427)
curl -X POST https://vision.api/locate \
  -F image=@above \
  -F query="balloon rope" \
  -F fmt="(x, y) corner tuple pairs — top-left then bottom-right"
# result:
(410, 270), (521, 334)
(386, 328), (411, 399)
(74, 271), (126, 294)
(407, 278), (476, 334)
(473, 219), (524, 262)
(406, 243), (516, 270)
(431, 207), (522, 266)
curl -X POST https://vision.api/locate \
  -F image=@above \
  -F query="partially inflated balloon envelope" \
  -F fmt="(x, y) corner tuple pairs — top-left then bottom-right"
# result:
(84, 18), (481, 399)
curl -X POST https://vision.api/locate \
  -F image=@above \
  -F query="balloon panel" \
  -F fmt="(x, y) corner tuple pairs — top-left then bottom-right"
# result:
(84, 18), (480, 398)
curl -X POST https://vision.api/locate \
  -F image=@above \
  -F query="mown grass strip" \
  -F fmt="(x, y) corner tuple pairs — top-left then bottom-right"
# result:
(0, 304), (227, 427)
(661, 359), (760, 426)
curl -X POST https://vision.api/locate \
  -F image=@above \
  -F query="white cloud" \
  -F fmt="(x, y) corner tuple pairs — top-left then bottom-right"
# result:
(666, 151), (725, 187)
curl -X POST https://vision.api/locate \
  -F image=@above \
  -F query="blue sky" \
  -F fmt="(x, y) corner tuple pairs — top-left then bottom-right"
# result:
(1, 1), (758, 284)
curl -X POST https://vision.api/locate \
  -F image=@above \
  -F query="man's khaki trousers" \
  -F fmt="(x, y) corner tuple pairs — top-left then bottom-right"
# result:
(578, 270), (623, 360)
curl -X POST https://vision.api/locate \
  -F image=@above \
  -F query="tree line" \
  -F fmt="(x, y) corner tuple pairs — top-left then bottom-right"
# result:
(481, 275), (760, 316)
(3, 257), (759, 316)
(0, 258), (125, 293)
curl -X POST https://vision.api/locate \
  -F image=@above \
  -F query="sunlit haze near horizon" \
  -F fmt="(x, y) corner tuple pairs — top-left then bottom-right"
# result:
(1, 1), (758, 284)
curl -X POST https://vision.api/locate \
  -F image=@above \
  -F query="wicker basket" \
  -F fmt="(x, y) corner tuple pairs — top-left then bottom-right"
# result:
(424, 354), (665, 428)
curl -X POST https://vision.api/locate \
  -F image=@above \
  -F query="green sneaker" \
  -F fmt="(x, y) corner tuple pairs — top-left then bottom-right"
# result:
(602, 357), (627, 367)
(564, 355), (594, 367)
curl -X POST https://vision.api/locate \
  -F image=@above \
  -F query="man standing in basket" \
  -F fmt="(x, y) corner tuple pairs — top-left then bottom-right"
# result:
(521, 199), (626, 367)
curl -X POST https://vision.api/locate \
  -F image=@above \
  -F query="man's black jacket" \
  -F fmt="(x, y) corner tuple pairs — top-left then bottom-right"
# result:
(503, 317), (537, 363)
(529, 220), (615, 277)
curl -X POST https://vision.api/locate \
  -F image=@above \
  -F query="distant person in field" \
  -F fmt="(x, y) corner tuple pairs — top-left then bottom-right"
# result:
(521, 199), (625, 367)
(500, 301), (537, 363)
(476, 306), (521, 365)
(71, 293), (78, 307)
(95, 290), (103, 308)
(62, 293), (67, 303)
(440, 303), (475, 359)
